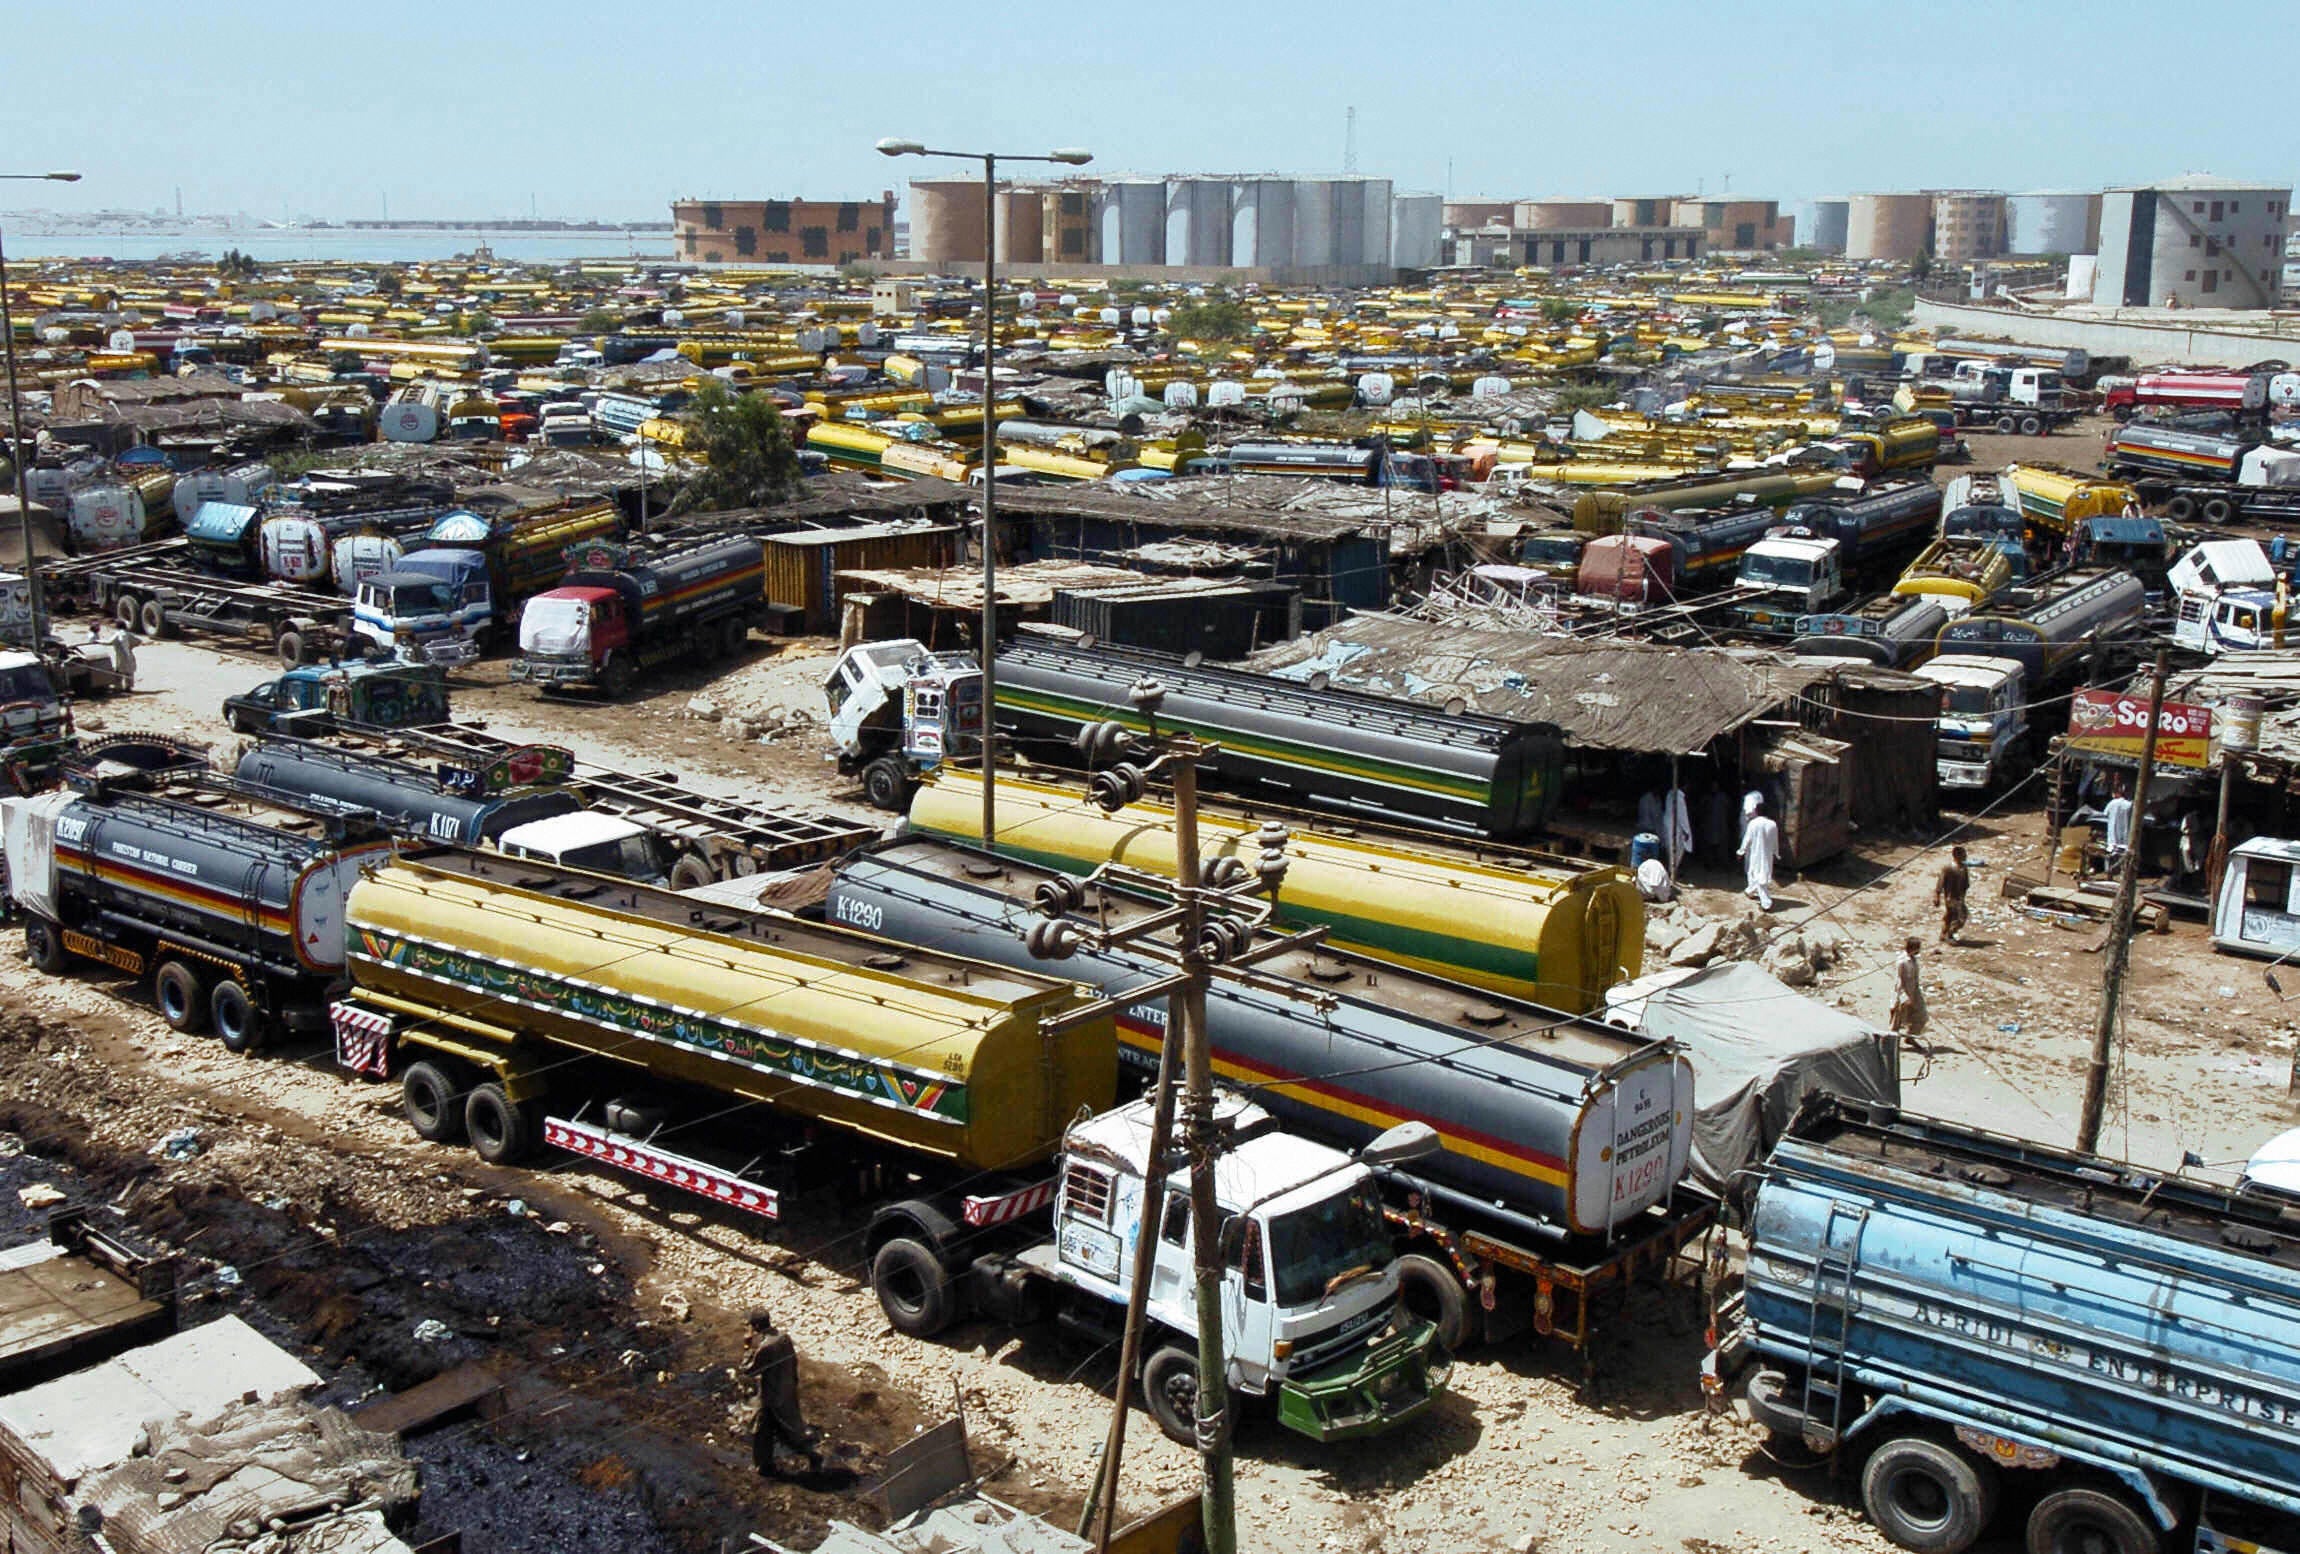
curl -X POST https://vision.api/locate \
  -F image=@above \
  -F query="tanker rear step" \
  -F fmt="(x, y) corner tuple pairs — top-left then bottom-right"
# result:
(325, 721), (880, 871)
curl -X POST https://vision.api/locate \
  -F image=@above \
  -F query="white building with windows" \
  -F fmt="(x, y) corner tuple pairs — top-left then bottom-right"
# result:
(2092, 175), (2290, 310)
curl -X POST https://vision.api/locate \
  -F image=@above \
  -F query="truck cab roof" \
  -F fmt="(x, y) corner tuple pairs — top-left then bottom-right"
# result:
(1914, 654), (2026, 688)
(1066, 1094), (1355, 1217)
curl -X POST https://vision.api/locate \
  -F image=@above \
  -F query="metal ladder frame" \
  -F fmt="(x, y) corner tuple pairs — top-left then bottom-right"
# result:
(1800, 1199), (1869, 1448)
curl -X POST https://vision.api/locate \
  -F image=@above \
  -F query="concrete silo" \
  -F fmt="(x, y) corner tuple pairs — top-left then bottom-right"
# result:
(1232, 179), (1295, 268)
(994, 187), (1044, 264)
(1095, 178), (1166, 266)
(1165, 177), (1233, 268)
(1513, 199), (1612, 230)
(2004, 191), (2101, 256)
(1846, 193), (1932, 261)
(1392, 192), (1443, 268)
(1808, 198), (1850, 255)
(1292, 178), (1339, 266)
(909, 179), (987, 265)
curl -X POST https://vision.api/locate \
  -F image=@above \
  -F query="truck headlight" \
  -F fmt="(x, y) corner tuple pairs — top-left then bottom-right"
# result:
(1272, 1339), (1293, 1360)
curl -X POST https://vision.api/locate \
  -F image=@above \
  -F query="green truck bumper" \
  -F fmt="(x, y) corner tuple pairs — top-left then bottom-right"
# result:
(1274, 1318), (1448, 1442)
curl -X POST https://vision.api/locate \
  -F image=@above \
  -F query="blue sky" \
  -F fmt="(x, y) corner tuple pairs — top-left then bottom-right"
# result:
(6, 0), (2289, 222)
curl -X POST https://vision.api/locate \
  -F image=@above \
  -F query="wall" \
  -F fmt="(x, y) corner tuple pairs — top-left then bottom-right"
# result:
(2093, 185), (2290, 310)
(1516, 227), (1703, 267)
(671, 195), (895, 266)
(1913, 295), (2300, 368)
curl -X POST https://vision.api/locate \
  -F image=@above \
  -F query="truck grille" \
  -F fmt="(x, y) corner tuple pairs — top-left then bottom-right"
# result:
(1290, 1300), (1391, 1373)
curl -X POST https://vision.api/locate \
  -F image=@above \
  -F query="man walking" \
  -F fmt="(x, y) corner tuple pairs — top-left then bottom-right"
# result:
(1891, 937), (1928, 1035)
(741, 1309), (821, 1478)
(1935, 844), (1970, 944)
(1737, 797), (1780, 911)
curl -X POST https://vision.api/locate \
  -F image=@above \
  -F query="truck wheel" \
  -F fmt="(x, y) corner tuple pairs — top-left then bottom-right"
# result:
(2024, 1487), (2159, 1554)
(465, 1082), (539, 1165)
(24, 917), (69, 974)
(1860, 1436), (1995, 1554)
(603, 653), (634, 697)
(872, 1236), (956, 1337)
(139, 598), (171, 638)
(1141, 1343), (1204, 1448)
(152, 959), (208, 1035)
(2202, 497), (2236, 524)
(211, 980), (265, 1054)
(668, 853), (715, 892)
(1395, 1252), (1473, 1352)
(2165, 494), (2197, 522)
(1994, 414), (2018, 434)
(721, 618), (749, 658)
(114, 595), (141, 629)
(275, 630), (306, 667)
(402, 1061), (467, 1143)
(2018, 414), (2043, 436)
(863, 756), (912, 811)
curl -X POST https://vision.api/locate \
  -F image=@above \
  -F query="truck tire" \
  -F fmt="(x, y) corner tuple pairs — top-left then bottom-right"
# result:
(2165, 494), (2198, 522)
(1395, 1252), (1473, 1352)
(721, 618), (749, 658)
(863, 756), (912, 812)
(1743, 1368), (1809, 1439)
(1994, 414), (2018, 434)
(114, 595), (141, 629)
(465, 1082), (540, 1165)
(1860, 1435), (1995, 1554)
(402, 1061), (467, 1143)
(153, 960), (208, 1035)
(24, 917), (69, 974)
(2203, 496), (2236, 524)
(871, 1236), (956, 1337)
(2024, 1487), (2159, 1554)
(2018, 414), (2043, 436)
(668, 853), (715, 892)
(275, 630), (306, 667)
(139, 598), (171, 638)
(1141, 1343), (1204, 1448)
(603, 653), (634, 697)
(210, 980), (264, 1054)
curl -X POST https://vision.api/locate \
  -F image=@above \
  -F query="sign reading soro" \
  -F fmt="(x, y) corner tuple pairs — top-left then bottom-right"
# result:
(2064, 689), (2215, 769)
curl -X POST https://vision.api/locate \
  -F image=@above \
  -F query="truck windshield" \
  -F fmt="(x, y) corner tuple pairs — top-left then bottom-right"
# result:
(379, 582), (455, 614)
(1266, 1182), (1395, 1308)
(1522, 536), (1582, 565)
(0, 664), (53, 704)
(558, 831), (669, 880)
(1940, 687), (1994, 716)
(1742, 554), (1816, 586)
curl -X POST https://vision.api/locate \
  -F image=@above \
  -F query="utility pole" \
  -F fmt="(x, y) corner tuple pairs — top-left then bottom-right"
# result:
(1024, 693), (1312, 1554)
(2079, 651), (2168, 1154)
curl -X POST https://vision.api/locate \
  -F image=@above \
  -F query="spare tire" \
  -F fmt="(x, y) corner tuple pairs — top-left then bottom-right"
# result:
(275, 630), (306, 667)
(1395, 1252), (1473, 1351)
(668, 853), (715, 892)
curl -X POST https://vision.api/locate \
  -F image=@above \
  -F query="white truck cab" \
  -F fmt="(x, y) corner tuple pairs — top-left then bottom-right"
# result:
(2171, 539), (2286, 655)
(1914, 654), (2028, 789)
(495, 811), (683, 885)
(824, 639), (984, 810)
(1735, 535), (1845, 633)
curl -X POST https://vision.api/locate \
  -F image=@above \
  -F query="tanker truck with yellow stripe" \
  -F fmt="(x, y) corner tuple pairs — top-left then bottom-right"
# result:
(330, 848), (1446, 1446)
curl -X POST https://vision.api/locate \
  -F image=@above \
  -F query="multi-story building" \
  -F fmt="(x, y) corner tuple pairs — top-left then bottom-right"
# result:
(1670, 198), (1794, 252)
(670, 194), (896, 266)
(2093, 176), (2290, 308)
(1927, 191), (2008, 263)
(1517, 225), (1703, 268)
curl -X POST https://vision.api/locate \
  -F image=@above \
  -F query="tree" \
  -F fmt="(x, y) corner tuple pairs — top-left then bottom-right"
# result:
(217, 249), (261, 279)
(669, 379), (801, 513)
(1166, 300), (1254, 341)
(1540, 298), (1579, 324)
(373, 269), (404, 299)
(580, 307), (622, 334)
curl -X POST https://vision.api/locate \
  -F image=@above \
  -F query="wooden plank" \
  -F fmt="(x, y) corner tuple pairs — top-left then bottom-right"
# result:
(347, 1363), (502, 1437)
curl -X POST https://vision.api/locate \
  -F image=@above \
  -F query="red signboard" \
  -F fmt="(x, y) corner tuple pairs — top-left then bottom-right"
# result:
(2064, 690), (2214, 768)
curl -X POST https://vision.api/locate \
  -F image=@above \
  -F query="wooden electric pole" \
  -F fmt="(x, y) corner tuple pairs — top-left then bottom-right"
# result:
(2078, 651), (2168, 1155)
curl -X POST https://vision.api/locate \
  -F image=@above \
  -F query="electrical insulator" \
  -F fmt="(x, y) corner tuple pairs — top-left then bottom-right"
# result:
(1024, 918), (1082, 960)
(1089, 762), (1147, 812)
(1034, 876), (1084, 918)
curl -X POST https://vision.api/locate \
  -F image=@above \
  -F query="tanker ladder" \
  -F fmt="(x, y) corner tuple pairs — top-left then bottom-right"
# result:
(332, 720), (881, 873)
(1797, 1200), (1868, 1451)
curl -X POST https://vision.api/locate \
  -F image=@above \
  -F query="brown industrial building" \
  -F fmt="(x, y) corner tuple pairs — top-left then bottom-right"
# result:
(671, 194), (896, 266)
(911, 179), (1099, 266)
(1671, 198), (1794, 252)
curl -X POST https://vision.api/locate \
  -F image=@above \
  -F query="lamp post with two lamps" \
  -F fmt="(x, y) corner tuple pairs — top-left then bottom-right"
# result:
(0, 171), (82, 647)
(874, 140), (1090, 850)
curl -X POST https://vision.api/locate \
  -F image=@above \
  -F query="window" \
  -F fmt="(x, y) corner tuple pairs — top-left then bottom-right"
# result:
(2191, 234), (2202, 247)
(1160, 1190), (1190, 1247)
(2246, 859), (2292, 910)
(1228, 1215), (1265, 1299)
(1063, 1162), (1116, 1224)
(2207, 237), (2220, 256)
(762, 202), (790, 233)
(837, 203), (860, 232)
(2193, 201), (2205, 214)
(2185, 270), (2198, 281)
(2203, 270), (2219, 294)
(2211, 201), (2224, 221)
(1060, 193), (1084, 216)
(2232, 201), (2241, 213)
(734, 226), (758, 257)
(865, 226), (881, 251)
(1551, 240), (1566, 263)
(766, 251), (789, 264)
(801, 226), (829, 258)
(681, 232), (698, 255)
(1060, 227), (1084, 256)
(701, 203), (723, 230)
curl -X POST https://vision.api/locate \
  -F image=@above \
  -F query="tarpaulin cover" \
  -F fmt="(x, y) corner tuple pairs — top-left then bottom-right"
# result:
(1606, 959), (1898, 1190)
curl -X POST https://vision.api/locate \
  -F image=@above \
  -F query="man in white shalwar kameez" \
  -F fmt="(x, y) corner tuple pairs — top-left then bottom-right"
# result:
(1738, 800), (1780, 910)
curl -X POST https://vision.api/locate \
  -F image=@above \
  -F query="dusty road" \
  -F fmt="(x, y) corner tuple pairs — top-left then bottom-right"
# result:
(20, 463), (2297, 1552)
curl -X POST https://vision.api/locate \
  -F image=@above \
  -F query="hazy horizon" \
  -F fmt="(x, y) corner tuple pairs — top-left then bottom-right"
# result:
(9, 0), (2290, 225)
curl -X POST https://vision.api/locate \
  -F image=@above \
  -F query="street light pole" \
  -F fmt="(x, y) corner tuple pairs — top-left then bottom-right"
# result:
(877, 140), (1090, 852)
(0, 173), (82, 650)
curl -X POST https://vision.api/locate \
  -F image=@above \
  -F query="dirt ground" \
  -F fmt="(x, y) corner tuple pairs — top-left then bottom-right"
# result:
(17, 425), (2291, 1554)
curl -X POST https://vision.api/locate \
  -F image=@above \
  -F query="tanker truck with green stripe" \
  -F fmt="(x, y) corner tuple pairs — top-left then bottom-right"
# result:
(328, 848), (1445, 1446)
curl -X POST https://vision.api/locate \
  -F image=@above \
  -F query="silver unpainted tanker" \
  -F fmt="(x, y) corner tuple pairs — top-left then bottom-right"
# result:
(827, 838), (1696, 1238)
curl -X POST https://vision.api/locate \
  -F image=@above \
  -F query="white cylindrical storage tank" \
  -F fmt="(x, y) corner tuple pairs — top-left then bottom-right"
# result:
(1093, 178), (1164, 266)
(1391, 193), (1443, 269)
(1231, 179), (1295, 268)
(2005, 192), (2101, 256)
(1809, 198), (1851, 254)
(1164, 178), (1230, 268)
(1292, 179), (1338, 267)
(1165, 180), (1196, 269)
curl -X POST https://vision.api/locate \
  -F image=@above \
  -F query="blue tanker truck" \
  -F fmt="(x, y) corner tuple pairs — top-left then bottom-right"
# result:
(1708, 1098), (2300, 1554)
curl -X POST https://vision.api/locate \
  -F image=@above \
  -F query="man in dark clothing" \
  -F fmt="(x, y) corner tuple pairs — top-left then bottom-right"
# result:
(742, 1309), (821, 1476)
(1935, 844), (1970, 944)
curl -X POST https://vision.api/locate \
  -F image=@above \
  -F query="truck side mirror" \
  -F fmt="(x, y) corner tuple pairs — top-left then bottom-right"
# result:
(1359, 1121), (1441, 1167)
